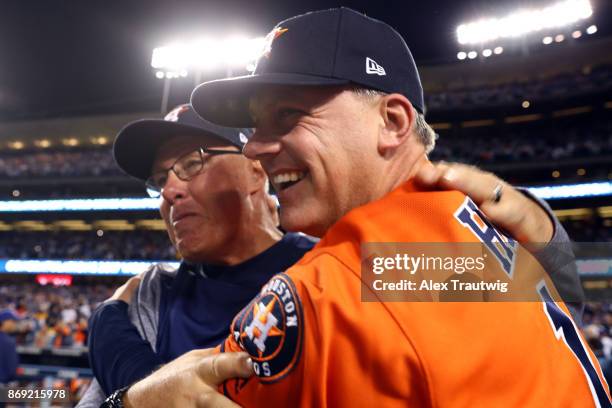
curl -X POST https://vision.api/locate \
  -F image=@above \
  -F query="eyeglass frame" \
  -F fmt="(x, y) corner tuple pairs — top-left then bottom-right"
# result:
(145, 147), (242, 198)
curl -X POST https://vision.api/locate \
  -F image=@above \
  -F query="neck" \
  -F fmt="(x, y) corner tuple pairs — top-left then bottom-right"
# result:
(392, 154), (428, 191)
(376, 147), (428, 202)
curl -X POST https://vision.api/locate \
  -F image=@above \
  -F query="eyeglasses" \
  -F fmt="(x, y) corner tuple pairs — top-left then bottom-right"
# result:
(145, 147), (242, 198)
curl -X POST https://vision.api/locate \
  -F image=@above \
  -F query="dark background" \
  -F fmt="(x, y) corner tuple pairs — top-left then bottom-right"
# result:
(0, 0), (609, 119)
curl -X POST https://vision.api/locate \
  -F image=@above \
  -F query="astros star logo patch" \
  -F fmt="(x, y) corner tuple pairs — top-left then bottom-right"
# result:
(231, 273), (303, 383)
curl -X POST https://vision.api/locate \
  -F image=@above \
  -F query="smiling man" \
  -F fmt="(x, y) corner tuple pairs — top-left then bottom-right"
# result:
(182, 7), (609, 407)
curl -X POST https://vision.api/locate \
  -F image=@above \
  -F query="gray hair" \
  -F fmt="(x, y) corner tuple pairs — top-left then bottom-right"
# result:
(350, 87), (436, 153)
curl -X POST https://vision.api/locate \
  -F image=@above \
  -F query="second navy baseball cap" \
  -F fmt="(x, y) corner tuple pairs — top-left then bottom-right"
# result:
(0, 309), (20, 324)
(113, 104), (252, 181)
(191, 7), (424, 128)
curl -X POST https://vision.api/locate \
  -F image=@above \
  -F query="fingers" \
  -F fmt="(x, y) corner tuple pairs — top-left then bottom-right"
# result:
(413, 161), (447, 189)
(436, 163), (504, 206)
(422, 161), (554, 243)
(197, 352), (254, 385)
(415, 161), (504, 206)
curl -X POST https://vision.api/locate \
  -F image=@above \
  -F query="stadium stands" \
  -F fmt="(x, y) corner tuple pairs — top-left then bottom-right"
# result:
(583, 302), (612, 377)
(1, 104), (610, 196)
(426, 64), (612, 111)
(0, 283), (112, 349)
(0, 230), (176, 260)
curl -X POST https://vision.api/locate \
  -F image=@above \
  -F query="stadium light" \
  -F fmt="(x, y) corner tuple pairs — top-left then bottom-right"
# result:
(586, 24), (597, 34)
(467, 51), (478, 59)
(456, 0), (593, 45)
(526, 181), (612, 200)
(457, 51), (467, 60)
(542, 36), (553, 44)
(555, 34), (565, 42)
(151, 35), (266, 113)
(62, 138), (79, 147)
(572, 30), (582, 38)
(482, 49), (492, 57)
(8, 141), (24, 150)
(0, 259), (180, 276)
(151, 36), (266, 74)
(2, 182), (611, 214)
(493, 46), (504, 55)
(34, 139), (51, 148)
(0, 198), (159, 212)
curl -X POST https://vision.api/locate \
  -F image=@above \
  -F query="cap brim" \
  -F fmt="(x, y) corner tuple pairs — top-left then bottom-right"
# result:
(113, 120), (231, 181)
(191, 73), (350, 128)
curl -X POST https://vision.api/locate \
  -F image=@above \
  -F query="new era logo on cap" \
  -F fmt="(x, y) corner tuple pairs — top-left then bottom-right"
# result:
(365, 57), (386, 76)
(239, 132), (249, 144)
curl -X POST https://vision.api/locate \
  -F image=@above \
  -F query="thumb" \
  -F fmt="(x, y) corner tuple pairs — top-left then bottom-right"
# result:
(197, 352), (254, 385)
(414, 161), (452, 191)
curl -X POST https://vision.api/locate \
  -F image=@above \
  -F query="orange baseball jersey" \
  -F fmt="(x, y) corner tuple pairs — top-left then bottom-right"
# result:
(219, 181), (611, 407)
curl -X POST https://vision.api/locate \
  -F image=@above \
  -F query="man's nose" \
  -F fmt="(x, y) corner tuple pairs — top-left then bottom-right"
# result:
(160, 171), (187, 204)
(243, 131), (282, 160)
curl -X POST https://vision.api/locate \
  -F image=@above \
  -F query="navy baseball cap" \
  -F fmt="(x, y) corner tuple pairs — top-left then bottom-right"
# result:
(113, 104), (252, 181)
(191, 7), (424, 128)
(0, 309), (20, 324)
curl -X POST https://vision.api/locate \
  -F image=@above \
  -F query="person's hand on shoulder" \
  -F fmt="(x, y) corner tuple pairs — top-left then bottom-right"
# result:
(415, 161), (553, 245)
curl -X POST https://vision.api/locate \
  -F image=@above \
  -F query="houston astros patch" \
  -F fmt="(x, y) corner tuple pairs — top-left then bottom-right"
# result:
(231, 273), (303, 383)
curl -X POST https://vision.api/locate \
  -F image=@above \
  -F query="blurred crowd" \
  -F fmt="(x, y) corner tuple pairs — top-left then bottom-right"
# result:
(2, 119), (610, 185)
(0, 218), (607, 262)
(426, 64), (612, 110)
(0, 283), (114, 349)
(0, 230), (177, 260)
(565, 218), (612, 242)
(1, 69), (611, 184)
(583, 302), (612, 383)
(0, 148), (123, 178)
(430, 118), (612, 164)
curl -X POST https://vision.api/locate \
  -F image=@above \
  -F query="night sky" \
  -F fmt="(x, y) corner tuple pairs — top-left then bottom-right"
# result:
(0, 0), (608, 120)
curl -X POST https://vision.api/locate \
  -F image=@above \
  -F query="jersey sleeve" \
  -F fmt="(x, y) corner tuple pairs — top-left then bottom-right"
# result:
(218, 252), (430, 407)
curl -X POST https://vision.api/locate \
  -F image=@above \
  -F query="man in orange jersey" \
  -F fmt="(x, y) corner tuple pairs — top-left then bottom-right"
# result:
(124, 7), (607, 407)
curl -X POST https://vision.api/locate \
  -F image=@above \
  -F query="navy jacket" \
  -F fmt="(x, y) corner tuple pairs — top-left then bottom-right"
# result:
(88, 233), (315, 395)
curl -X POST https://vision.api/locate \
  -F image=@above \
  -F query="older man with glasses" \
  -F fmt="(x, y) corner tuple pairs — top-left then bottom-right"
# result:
(78, 104), (317, 407)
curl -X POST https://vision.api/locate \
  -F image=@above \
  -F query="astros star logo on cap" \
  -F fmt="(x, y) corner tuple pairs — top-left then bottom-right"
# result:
(164, 104), (190, 122)
(260, 27), (288, 60)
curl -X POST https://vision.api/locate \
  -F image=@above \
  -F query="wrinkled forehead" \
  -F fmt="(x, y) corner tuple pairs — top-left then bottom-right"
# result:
(152, 134), (235, 171)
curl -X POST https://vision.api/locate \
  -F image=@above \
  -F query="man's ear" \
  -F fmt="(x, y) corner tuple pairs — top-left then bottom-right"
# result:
(377, 93), (415, 156)
(248, 160), (268, 194)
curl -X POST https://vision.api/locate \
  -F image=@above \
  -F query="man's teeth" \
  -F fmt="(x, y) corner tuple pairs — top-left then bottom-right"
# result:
(273, 171), (305, 185)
